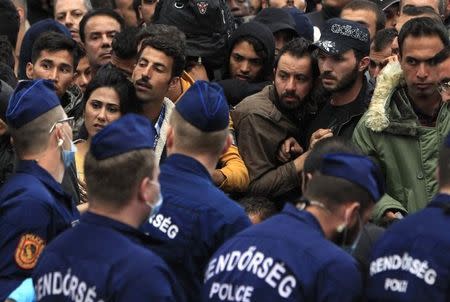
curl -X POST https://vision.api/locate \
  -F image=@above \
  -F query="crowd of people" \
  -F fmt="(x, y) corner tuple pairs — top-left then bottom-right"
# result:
(0, 0), (450, 300)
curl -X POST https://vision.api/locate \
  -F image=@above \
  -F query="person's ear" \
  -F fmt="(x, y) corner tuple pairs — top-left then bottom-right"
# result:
(344, 202), (360, 226)
(359, 56), (370, 72)
(26, 62), (34, 79)
(169, 77), (179, 90)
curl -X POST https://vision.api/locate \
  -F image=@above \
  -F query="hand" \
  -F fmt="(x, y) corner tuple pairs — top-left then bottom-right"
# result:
(188, 63), (209, 81)
(309, 128), (333, 150)
(212, 170), (226, 186)
(277, 137), (303, 163)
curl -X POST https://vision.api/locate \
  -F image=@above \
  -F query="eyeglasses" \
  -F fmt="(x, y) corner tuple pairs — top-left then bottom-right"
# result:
(49, 116), (75, 133)
(438, 80), (450, 94)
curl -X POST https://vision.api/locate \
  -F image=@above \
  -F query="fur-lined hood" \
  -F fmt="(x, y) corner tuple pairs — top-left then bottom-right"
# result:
(364, 61), (404, 132)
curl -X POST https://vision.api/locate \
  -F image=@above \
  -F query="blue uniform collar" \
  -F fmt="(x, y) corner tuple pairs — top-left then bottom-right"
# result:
(16, 160), (69, 200)
(282, 203), (325, 237)
(163, 153), (211, 181)
(82, 212), (162, 246)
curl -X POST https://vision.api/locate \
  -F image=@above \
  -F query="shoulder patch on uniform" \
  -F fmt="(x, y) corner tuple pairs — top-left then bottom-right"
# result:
(15, 233), (46, 269)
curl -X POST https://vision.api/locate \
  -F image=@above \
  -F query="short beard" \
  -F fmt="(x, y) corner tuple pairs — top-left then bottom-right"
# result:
(324, 64), (359, 93)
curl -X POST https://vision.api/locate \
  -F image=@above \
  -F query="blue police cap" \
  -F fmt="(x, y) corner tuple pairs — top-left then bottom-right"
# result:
(6, 79), (60, 129)
(91, 113), (156, 160)
(320, 153), (384, 201)
(176, 81), (229, 132)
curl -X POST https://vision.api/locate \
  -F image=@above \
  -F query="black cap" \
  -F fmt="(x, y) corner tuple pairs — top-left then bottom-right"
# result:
(310, 18), (370, 56)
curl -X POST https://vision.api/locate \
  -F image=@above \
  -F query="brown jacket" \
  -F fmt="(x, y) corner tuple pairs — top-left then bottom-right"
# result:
(232, 85), (302, 200)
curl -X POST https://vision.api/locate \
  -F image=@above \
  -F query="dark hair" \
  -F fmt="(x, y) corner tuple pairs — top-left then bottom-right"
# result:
(439, 142), (450, 187)
(0, 62), (17, 88)
(398, 17), (448, 56)
(90, 0), (115, 9)
(343, 0), (386, 32)
(372, 28), (397, 52)
(402, 4), (441, 18)
(232, 35), (269, 81)
(31, 31), (81, 68)
(400, 0), (446, 16)
(138, 24), (186, 78)
(431, 45), (450, 65)
(112, 26), (139, 60)
(239, 196), (278, 222)
(275, 38), (319, 80)
(0, 0), (20, 49)
(0, 35), (15, 70)
(83, 63), (137, 115)
(304, 137), (361, 174)
(79, 8), (125, 43)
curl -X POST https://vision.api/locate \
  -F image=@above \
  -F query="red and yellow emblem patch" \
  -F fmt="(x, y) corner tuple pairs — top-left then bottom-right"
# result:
(15, 234), (45, 270)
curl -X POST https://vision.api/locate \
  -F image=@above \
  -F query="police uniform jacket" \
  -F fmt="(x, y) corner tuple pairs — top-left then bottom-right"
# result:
(32, 212), (184, 302)
(367, 193), (450, 302)
(0, 160), (80, 300)
(142, 154), (251, 301)
(202, 203), (363, 302)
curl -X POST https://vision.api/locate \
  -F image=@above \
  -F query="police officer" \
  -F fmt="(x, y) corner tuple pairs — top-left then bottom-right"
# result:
(141, 81), (251, 301)
(202, 153), (384, 301)
(0, 80), (80, 300)
(366, 134), (450, 301)
(32, 114), (185, 301)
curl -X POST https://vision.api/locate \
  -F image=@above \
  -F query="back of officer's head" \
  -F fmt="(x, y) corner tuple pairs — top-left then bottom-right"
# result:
(438, 134), (450, 189)
(168, 81), (230, 158)
(6, 80), (65, 158)
(302, 137), (361, 192)
(304, 153), (383, 214)
(85, 114), (157, 208)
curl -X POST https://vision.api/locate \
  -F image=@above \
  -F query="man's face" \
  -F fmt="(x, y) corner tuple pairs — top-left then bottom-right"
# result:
(274, 53), (313, 110)
(229, 40), (264, 81)
(83, 15), (121, 67)
(26, 50), (74, 97)
(438, 57), (450, 102)
(341, 8), (377, 41)
(369, 44), (393, 79)
(400, 35), (444, 99)
(54, 0), (89, 42)
(317, 49), (360, 93)
(384, 4), (399, 29)
(74, 56), (92, 93)
(274, 30), (294, 57)
(132, 46), (174, 104)
(227, 0), (250, 17)
(139, 0), (158, 23)
(115, 0), (138, 26)
(267, 0), (306, 10)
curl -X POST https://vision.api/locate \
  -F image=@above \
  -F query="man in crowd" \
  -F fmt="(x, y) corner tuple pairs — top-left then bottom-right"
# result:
(73, 47), (92, 93)
(32, 114), (184, 301)
(54, 0), (92, 42)
(132, 24), (185, 163)
(307, 18), (371, 143)
(340, 0), (385, 41)
(137, 0), (159, 24)
(218, 21), (275, 106)
(232, 38), (317, 202)
(111, 26), (139, 78)
(202, 152), (384, 301)
(353, 17), (450, 223)
(368, 28), (398, 81)
(0, 80), (80, 300)
(142, 81), (251, 301)
(79, 8), (124, 70)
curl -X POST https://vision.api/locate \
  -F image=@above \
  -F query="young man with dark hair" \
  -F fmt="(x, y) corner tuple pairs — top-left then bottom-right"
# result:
(353, 17), (450, 223)
(218, 21), (275, 106)
(341, 0), (386, 41)
(202, 152), (384, 302)
(132, 24), (185, 163)
(0, 80), (80, 300)
(142, 81), (251, 302)
(369, 28), (398, 80)
(73, 47), (91, 93)
(307, 18), (371, 144)
(366, 130), (450, 301)
(233, 38), (318, 202)
(32, 114), (184, 301)
(79, 8), (124, 68)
